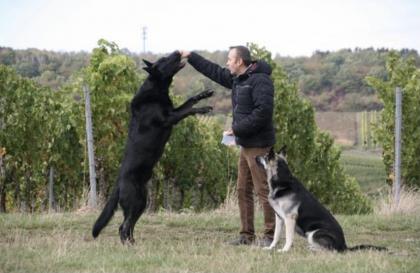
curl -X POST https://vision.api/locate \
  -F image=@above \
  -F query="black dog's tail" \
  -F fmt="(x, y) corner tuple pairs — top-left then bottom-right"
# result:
(92, 186), (119, 238)
(347, 245), (388, 252)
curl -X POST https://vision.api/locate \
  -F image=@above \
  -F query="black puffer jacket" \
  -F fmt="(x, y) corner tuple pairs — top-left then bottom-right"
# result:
(188, 52), (275, 148)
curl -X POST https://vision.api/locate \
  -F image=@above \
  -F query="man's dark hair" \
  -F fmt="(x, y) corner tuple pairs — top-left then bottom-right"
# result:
(229, 45), (252, 66)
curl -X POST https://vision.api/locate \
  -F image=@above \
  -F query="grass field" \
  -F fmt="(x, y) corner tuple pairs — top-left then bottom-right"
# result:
(1, 191), (419, 273)
(1, 148), (417, 273)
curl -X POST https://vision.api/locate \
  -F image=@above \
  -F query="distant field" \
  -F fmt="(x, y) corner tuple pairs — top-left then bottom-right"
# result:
(315, 111), (380, 149)
(316, 112), (358, 146)
(315, 111), (387, 194)
(340, 149), (387, 195)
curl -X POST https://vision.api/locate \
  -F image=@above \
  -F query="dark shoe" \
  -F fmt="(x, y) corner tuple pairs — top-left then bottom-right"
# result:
(227, 235), (254, 246)
(256, 236), (273, 247)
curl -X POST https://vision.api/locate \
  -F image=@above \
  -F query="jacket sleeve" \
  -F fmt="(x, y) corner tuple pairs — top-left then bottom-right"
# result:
(188, 52), (233, 89)
(232, 75), (274, 137)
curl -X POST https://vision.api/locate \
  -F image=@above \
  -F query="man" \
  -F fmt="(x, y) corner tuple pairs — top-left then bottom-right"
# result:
(180, 46), (275, 246)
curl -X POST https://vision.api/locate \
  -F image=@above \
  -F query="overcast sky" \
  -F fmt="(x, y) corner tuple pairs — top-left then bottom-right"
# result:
(1, 0), (419, 57)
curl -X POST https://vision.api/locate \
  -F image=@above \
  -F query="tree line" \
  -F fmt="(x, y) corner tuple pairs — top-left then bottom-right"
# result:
(1, 46), (418, 113)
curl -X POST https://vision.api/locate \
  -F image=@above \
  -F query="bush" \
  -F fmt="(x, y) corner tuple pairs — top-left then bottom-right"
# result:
(366, 51), (420, 188)
(249, 44), (372, 214)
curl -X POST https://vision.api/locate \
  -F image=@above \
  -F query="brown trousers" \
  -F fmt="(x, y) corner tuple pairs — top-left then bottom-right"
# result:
(237, 147), (275, 239)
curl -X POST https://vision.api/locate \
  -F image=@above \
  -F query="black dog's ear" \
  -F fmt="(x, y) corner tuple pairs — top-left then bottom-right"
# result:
(278, 145), (287, 157)
(267, 147), (275, 160)
(142, 59), (154, 74)
(142, 66), (153, 74)
(142, 59), (153, 67)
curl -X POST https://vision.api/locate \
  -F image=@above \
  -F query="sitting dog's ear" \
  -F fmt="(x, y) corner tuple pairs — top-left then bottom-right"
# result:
(142, 59), (154, 74)
(255, 156), (267, 169)
(278, 145), (287, 157)
(267, 147), (275, 160)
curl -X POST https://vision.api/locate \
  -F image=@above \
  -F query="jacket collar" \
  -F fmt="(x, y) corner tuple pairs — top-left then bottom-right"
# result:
(234, 64), (253, 81)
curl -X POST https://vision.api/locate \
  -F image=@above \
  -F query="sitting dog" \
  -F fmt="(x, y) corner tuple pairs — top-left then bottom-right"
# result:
(256, 147), (387, 252)
(92, 51), (213, 244)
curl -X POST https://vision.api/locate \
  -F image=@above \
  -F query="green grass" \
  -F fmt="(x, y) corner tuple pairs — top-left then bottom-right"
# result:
(0, 149), (415, 273)
(1, 207), (419, 273)
(340, 149), (387, 195)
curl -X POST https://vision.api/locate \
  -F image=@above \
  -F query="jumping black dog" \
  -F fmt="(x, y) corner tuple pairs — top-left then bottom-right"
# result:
(92, 51), (213, 244)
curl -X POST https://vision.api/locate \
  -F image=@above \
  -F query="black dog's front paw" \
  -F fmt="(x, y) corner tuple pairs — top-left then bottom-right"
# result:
(196, 89), (214, 100)
(195, 106), (213, 114)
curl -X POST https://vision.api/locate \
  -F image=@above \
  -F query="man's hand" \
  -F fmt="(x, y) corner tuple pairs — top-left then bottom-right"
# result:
(223, 129), (234, 136)
(221, 129), (236, 146)
(180, 50), (191, 59)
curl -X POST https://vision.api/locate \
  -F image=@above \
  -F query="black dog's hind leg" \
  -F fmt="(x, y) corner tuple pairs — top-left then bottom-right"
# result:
(119, 201), (147, 244)
(164, 89), (214, 126)
(119, 209), (133, 244)
(119, 186), (148, 244)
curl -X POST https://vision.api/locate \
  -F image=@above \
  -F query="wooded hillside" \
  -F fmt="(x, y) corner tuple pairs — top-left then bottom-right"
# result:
(2, 46), (418, 112)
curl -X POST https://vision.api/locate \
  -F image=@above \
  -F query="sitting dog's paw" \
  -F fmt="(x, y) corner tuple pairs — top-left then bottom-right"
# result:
(278, 247), (291, 253)
(263, 246), (274, 251)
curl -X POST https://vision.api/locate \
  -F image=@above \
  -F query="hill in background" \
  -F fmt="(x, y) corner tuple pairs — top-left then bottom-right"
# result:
(1, 46), (419, 113)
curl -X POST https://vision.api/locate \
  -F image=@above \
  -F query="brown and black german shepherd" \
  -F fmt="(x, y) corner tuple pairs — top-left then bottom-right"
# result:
(256, 147), (387, 252)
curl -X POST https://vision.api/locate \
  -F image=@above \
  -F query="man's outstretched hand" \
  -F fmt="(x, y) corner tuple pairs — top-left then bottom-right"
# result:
(180, 51), (191, 59)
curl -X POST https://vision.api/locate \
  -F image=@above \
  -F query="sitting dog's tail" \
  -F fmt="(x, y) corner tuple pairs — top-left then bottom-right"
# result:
(347, 244), (387, 252)
(92, 186), (119, 238)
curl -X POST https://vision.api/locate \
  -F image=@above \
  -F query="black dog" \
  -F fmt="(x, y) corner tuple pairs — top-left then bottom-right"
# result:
(92, 51), (213, 244)
(256, 147), (387, 252)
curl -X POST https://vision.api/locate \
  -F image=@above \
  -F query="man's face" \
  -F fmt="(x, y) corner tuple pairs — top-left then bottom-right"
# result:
(226, 49), (243, 76)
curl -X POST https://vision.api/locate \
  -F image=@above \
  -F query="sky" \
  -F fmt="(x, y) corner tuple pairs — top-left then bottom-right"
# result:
(0, 0), (419, 57)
